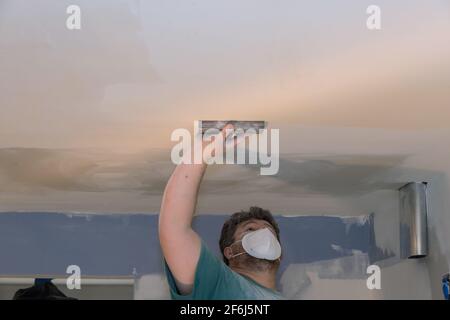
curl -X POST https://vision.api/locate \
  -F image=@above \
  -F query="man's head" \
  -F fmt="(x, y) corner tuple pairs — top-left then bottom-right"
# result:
(219, 207), (281, 272)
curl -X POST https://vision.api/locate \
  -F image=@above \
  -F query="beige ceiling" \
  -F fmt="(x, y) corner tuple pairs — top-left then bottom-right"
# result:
(1, 0), (449, 150)
(0, 0), (449, 213)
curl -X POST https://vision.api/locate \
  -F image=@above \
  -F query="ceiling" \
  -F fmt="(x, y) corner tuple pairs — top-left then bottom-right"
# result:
(0, 0), (449, 214)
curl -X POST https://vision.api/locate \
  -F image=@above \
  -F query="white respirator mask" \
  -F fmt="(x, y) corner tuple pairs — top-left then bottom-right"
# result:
(229, 227), (281, 261)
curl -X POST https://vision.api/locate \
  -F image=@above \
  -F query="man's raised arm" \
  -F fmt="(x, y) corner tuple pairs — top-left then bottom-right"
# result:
(158, 163), (206, 294)
(158, 124), (234, 295)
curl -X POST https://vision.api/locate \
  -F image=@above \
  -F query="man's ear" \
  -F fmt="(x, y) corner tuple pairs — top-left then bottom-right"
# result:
(223, 246), (233, 260)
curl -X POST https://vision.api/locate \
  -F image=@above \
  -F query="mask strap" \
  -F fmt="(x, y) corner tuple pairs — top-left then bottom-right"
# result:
(228, 240), (245, 259)
(229, 252), (245, 259)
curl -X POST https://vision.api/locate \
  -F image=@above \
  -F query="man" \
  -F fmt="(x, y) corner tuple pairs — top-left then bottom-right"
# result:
(159, 124), (284, 299)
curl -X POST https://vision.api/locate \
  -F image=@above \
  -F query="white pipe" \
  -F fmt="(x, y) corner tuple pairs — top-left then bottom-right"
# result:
(0, 277), (134, 286)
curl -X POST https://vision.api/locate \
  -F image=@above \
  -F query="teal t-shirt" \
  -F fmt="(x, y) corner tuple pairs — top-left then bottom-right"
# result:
(163, 240), (284, 300)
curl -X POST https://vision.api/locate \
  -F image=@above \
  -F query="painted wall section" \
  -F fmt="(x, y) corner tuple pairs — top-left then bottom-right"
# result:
(0, 212), (431, 299)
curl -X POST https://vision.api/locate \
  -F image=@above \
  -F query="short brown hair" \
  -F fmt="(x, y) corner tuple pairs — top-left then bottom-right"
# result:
(219, 207), (280, 265)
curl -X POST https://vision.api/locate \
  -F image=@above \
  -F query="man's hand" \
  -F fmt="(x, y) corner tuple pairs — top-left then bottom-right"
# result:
(201, 123), (239, 163)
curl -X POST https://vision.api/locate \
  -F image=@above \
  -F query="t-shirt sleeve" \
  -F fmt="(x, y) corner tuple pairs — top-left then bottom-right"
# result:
(163, 239), (230, 300)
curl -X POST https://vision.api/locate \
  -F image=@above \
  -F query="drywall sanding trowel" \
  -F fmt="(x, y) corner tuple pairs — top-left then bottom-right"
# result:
(199, 120), (266, 134)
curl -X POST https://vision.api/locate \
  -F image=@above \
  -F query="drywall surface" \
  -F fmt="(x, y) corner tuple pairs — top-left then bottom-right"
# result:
(0, 127), (449, 217)
(1, 1), (449, 151)
(0, 211), (431, 299)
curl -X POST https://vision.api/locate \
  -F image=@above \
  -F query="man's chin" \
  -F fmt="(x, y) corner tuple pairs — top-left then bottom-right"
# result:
(238, 255), (280, 272)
